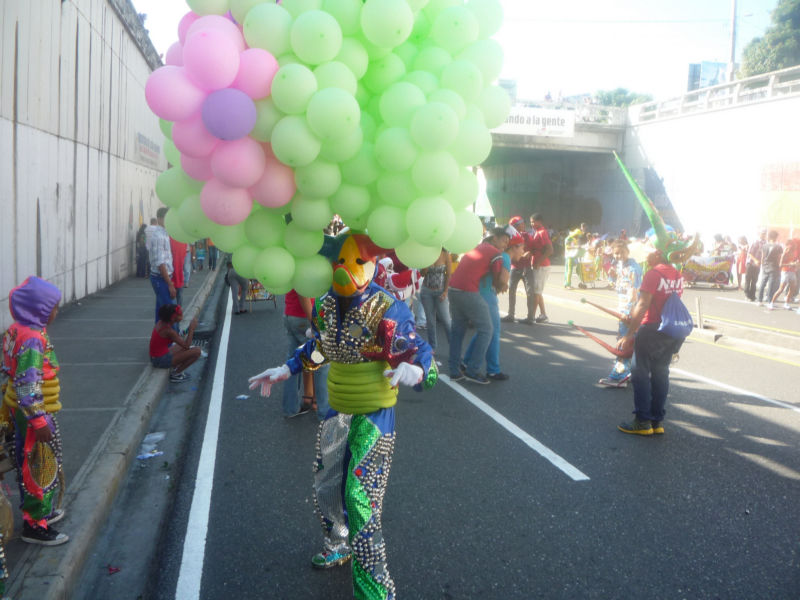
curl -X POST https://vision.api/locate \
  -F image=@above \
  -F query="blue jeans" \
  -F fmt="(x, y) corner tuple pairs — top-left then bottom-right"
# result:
(150, 273), (176, 322)
(756, 270), (779, 303)
(464, 291), (500, 375)
(283, 315), (330, 419)
(419, 286), (451, 351)
(448, 289), (493, 377)
(630, 324), (682, 422)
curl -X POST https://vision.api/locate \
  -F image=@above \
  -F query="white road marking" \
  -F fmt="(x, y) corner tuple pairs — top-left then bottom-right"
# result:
(672, 368), (800, 413)
(175, 293), (233, 599)
(440, 374), (590, 482)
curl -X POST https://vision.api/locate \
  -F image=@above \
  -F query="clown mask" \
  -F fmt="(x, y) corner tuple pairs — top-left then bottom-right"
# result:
(331, 234), (381, 297)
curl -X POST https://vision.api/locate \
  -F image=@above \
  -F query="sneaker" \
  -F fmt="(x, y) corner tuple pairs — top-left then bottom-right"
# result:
(311, 549), (352, 569)
(767, 303), (775, 310)
(784, 303), (792, 310)
(487, 372), (509, 381)
(47, 508), (65, 525)
(598, 377), (627, 388)
(651, 421), (665, 435)
(463, 372), (490, 385)
(518, 318), (535, 325)
(500, 315), (515, 323)
(618, 417), (653, 436)
(21, 522), (69, 546)
(170, 371), (190, 382)
(285, 405), (312, 419)
(449, 373), (465, 382)
(534, 315), (549, 323)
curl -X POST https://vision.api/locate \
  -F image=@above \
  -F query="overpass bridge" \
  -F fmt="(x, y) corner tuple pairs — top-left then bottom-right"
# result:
(484, 65), (800, 242)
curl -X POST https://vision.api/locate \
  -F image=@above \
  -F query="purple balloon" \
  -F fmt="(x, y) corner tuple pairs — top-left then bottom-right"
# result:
(201, 88), (257, 141)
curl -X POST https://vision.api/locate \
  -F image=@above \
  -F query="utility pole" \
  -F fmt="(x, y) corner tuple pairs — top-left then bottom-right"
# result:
(727, 0), (738, 82)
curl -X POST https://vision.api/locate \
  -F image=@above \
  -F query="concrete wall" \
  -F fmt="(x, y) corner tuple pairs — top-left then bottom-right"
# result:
(0, 0), (165, 330)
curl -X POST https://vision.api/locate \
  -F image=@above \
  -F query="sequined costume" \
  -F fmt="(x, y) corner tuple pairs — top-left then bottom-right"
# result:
(0, 277), (64, 530)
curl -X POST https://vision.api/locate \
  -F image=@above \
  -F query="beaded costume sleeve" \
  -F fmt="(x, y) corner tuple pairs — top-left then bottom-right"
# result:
(3, 324), (60, 423)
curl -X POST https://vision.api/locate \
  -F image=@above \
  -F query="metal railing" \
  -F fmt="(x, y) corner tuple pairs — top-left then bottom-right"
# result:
(630, 64), (800, 124)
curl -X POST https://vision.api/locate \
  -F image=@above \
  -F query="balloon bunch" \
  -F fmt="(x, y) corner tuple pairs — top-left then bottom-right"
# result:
(146, 0), (510, 298)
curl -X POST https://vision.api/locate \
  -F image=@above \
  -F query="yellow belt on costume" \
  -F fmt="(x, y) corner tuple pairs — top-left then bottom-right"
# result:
(327, 361), (397, 415)
(2, 378), (62, 416)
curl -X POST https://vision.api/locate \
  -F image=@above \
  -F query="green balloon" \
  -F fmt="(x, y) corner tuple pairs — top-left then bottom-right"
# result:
(340, 142), (379, 186)
(291, 10), (343, 65)
(319, 125), (363, 162)
(464, 103), (486, 124)
(394, 41), (419, 70)
(271, 63), (318, 115)
(376, 171), (416, 207)
(232, 244), (261, 279)
(210, 222), (247, 253)
(330, 183), (371, 221)
(367, 205), (409, 248)
(254, 246), (296, 290)
(431, 6), (479, 53)
(271, 116), (322, 167)
(406, 195), (455, 246)
(409, 10), (431, 45)
(335, 38), (369, 79)
(360, 111), (378, 142)
(230, 0), (265, 23)
(409, 102), (459, 150)
(407, 0), (431, 11)
(444, 167), (479, 209)
(322, 0), (363, 35)
(243, 3), (293, 56)
(291, 254), (333, 297)
(277, 53), (301, 66)
(443, 209), (483, 253)
(428, 88), (466, 119)
(244, 210), (286, 248)
(395, 237), (442, 269)
(344, 212), (369, 231)
(465, 0), (504, 39)
(375, 127), (418, 172)
(412, 45), (452, 77)
(164, 208), (198, 244)
(314, 61), (358, 94)
(357, 32), (392, 60)
(378, 82), (427, 127)
(412, 150), (458, 194)
(365, 94), (382, 123)
(178, 195), (214, 240)
(362, 53), (406, 95)
(458, 39), (503, 85)
(477, 84), (512, 128)
(163, 138), (181, 168)
(306, 88), (361, 141)
(403, 70), (438, 95)
(290, 194), (333, 230)
(283, 221), (325, 257)
(281, 0), (323, 18)
(449, 119), (492, 166)
(251, 97), (283, 143)
(441, 59), (484, 103)
(156, 167), (203, 208)
(159, 118), (173, 140)
(186, 0), (229, 16)
(295, 159), (342, 198)
(424, 0), (460, 21)
(360, 0), (414, 48)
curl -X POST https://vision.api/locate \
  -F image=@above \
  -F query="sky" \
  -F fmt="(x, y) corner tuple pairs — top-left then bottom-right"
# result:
(133, 0), (779, 102)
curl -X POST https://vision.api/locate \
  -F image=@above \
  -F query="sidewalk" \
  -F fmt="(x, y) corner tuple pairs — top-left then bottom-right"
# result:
(5, 266), (221, 599)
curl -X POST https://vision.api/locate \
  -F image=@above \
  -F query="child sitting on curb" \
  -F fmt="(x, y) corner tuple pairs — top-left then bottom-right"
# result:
(149, 304), (200, 382)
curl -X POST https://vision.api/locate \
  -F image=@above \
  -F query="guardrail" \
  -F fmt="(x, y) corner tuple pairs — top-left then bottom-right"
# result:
(630, 64), (800, 124)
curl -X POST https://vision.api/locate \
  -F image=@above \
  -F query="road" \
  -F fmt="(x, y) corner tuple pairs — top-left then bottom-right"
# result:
(97, 274), (800, 599)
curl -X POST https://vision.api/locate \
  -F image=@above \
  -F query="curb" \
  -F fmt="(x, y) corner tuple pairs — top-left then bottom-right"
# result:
(8, 269), (221, 600)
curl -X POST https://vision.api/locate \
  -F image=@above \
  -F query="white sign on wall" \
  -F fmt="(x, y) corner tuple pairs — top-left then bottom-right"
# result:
(493, 107), (576, 138)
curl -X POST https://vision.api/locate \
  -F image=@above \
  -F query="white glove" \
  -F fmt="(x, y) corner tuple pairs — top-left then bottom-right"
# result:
(248, 364), (291, 397)
(383, 362), (423, 388)
(305, 327), (314, 339)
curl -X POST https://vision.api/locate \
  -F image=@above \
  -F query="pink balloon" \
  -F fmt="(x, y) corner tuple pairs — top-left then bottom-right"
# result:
(183, 31), (241, 91)
(172, 115), (220, 158)
(178, 12), (200, 45)
(181, 154), (214, 181)
(186, 15), (245, 52)
(210, 138), (266, 188)
(249, 155), (296, 208)
(145, 66), (205, 122)
(165, 42), (184, 66)
(200, 179), (253, 225)
(232, 49), (279, 100)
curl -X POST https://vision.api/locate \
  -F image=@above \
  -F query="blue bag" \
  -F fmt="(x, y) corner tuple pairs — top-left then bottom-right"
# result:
(658, 293), (693, 339)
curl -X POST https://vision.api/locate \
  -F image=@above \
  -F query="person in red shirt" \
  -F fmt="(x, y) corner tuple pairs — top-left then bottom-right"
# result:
(616, 248), (684, 435)
(149, 304), (201, 382)
(169, 237), (187, 307)
(526, 213), (553, 324)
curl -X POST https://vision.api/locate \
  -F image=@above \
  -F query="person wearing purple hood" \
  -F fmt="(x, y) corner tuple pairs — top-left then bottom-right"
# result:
(1, 276), (69, 546)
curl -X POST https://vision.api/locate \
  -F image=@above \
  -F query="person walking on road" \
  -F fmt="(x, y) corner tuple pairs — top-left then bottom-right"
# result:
(146, 207), (176, 322)
(419, 248), (452, 353)
(501, 216), (533, 323)
(744, 228), (766, 301)
(756, 230), (782, 305)
(225, 261), (250, 315)
(527, 213), (554, 324)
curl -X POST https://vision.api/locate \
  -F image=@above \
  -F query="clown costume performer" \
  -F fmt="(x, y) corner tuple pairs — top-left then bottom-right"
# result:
(249, 232), (437, 600)
(0, 277), (68, 546)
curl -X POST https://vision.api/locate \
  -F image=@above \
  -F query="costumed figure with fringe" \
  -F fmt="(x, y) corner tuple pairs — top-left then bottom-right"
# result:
(1, 276), (68, 548)
(248, 231), (437, 600)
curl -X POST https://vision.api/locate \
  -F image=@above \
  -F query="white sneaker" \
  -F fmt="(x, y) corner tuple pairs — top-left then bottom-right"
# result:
(767, 303), (775, 310)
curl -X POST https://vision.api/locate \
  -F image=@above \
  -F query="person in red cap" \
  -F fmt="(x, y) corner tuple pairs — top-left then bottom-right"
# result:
(501, 216), (534, 324)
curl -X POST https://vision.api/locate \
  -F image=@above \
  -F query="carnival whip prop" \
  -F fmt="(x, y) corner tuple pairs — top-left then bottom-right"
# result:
(579, 297), (626, 321)
(567, 320), (633, 359)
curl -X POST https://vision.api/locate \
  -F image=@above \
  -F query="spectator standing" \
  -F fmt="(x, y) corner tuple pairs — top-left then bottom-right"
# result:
(135, 224), (149, 278)
(744, 228), (767, 301)
(207, 239), (218, 271)
(501, 216), (533, 324)
(225, 261), (250, 315)
(149, 304), (201, 382)
(419, 248), (452, 353)
(169, 236), (187, 307)
(735, 236), (748, 289)
(146, 208), (176, 322)
(617, 248), (684, 435)
(527, 213), (554, 323)
(768, 239), (799, 309)
(183, 243), (193, 288)
(756, 230), (782, 305)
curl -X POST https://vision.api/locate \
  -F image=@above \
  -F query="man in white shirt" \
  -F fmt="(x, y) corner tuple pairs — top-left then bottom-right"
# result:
(146, 207), (176, 322)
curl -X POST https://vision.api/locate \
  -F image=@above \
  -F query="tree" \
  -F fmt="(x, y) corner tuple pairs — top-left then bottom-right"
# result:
(594, 88), (653, 107)
(740, 0), (800, 77)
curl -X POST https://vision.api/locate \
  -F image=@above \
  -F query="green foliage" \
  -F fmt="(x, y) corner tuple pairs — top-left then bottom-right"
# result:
(594, 88), (653, 107)
(740, 0), (800, 77)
